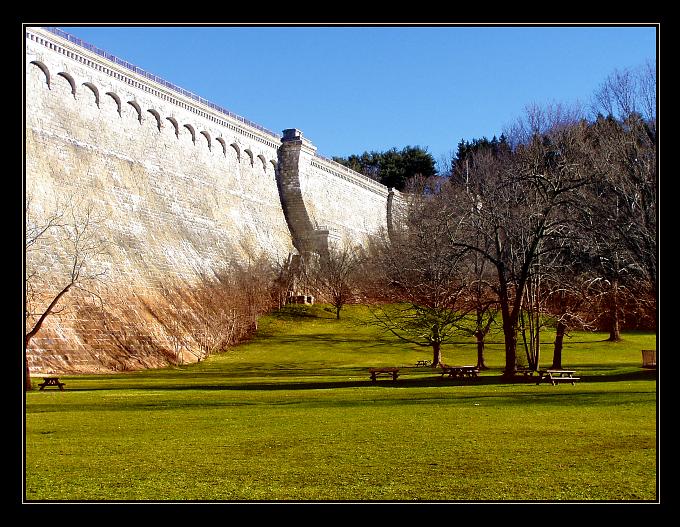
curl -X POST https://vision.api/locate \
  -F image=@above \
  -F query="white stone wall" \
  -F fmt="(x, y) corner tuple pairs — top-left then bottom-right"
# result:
(302, 154), (392, 247)
(26, 27), (294, 293)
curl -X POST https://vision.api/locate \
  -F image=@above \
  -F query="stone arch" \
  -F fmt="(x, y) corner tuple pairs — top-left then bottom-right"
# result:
(200, 131), (211, 150)
(105, 92), (122, 116)
(82, 82), (100, 107)
(216, 137), (227, 156)
(57, 71), (77, 97)
(244, 148), (254, 167)
(147, 109), (162, 131)
(29, 60), (50, 88)
(183, 124), (196, 144)
(166, 117), (179, 137)
(127, 100), (143, 123)
(258, 154), (267, 172)
(230, 143), (241, 162)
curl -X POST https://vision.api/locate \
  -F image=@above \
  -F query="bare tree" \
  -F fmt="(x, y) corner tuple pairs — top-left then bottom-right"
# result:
(577, 112), (657, 340)
(516, 245), (594, 371)
(591, 61), (657, 127)
(543, 277), (602, 370)
(310, 242), (363, 319)
(367, 177), (470, 366)
(226, 253), (280, 333)
(25, 197), (109, 390)
(451, 118), (593, 375)
(457, 259), (498, 371)
(442, 196), (499, 370)
(140, 254), (279, 365)
(271, 254), (299, 309)
(518, 258), (544, 371)
(637, 61), (657, 132)
(504, 100), (585, 150)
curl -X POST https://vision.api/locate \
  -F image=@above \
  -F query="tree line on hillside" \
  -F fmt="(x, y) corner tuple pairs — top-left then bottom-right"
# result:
(316, 62), (657, 372)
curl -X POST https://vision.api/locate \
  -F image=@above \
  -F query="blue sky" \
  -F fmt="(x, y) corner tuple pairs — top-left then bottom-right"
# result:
(54, 25), (657, 167)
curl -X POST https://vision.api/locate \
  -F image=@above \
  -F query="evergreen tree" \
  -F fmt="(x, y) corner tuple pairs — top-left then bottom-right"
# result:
(333, 146), (435, 190)
(450, 135), (511, 183)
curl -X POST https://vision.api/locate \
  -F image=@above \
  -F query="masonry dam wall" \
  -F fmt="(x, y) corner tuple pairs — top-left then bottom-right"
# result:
(25, 27), (404, 374)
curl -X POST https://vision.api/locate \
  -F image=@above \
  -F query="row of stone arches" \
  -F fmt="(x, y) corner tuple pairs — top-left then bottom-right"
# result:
(28, 60), (278, 174)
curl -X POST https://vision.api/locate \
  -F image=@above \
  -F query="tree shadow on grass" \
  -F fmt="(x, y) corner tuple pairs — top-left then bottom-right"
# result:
(63, 367), (656, 394)
(49, 378), (656, 414)
(261, 333), (397, 347)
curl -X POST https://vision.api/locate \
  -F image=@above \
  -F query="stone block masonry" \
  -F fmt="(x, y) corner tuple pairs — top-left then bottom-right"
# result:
(24, 27), (404, 373)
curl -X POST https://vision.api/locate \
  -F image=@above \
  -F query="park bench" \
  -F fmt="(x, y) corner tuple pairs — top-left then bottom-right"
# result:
(514, 367), (537, 377)
(415, 359), (431, 367)
(38, 377), (65, 391)
(368, 367), (400, 382)
(439, 364), (479, 379)
(536, 369), (579, 386)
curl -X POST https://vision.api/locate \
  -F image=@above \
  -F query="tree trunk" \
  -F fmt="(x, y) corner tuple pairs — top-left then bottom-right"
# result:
(26, 357), (33, 391)
(25, 283), (72, 347)
(552, 321), (566, 369)
(535, 323), (540, 370)
(25, 283), (73, 392)
(503, 320), (518, 376)
(608, 310), (621, 341)
(475, 331), (488, 370)
(336, 305), (341, 319)
(498, 274), (518, 376)
(432, 341), (442, 367)
(607, 278), (622, 341)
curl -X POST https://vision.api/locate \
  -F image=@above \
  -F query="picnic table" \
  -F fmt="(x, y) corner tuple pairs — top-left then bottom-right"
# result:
(439, 365), (479, 379)
(368, 367), (400, 382)
(415, 359), (431, 367)
(38, 377), (65, 391)
(536, 369), (579, 386)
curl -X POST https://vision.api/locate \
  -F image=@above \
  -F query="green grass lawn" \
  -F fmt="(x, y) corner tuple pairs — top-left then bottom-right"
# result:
(24, 304), (658, 502)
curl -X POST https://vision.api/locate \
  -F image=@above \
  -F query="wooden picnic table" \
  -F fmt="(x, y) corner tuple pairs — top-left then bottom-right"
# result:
(439, 365), (479, 379)
(368, 367), (400, 382)
(38, 377), (65, 391)
(536, 369), (579, 386)
(415, 359), (431, 367)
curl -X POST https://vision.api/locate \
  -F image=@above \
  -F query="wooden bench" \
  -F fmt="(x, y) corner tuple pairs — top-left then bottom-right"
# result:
(38, 377), (65, 391)
(514, 367), (537, 377)
(439, 365), (479, 379)
(415, 359), (431, 367)
(536, 369), (579, 386)
(369, 367), (400, 382)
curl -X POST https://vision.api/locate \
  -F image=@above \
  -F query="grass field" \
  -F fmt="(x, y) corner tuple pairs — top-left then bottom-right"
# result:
(24, 304), (658, 502)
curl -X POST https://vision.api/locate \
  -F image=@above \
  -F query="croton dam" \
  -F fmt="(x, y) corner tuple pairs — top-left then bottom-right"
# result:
(25, 27), (403, 373)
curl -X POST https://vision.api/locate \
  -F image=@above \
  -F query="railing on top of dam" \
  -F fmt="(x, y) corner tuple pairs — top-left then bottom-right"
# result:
(42, 27), (281, 140)
(313, 153), (392, 193)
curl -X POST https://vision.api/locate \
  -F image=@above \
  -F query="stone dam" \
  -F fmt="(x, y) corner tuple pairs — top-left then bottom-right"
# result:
(25, 27), (404, 373)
